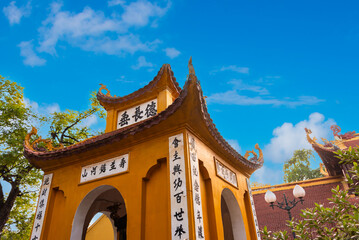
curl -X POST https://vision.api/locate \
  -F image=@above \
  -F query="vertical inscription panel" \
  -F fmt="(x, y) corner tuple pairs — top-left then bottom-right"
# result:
(188, 134), (205, 239)
(30, 173), (53, 240)
(247, 178), (261, 240)
(169, 133), (189, 240)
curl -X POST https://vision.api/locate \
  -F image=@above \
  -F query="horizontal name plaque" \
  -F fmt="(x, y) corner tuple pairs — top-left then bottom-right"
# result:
(214, 158), (238, 188)
(117, 99), (157, 129)
(80, 154), (129, 183)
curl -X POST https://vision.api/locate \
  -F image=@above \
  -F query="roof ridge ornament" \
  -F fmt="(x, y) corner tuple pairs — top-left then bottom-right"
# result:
(244, 143), (264, 163)
(330, 124), (357, 140)
(188, 56), (195, 75)
(305, 128), (317, 145)
(25, 127), (63, 152)
(99, 84), (116, 97)
(305, 128), (339, 149)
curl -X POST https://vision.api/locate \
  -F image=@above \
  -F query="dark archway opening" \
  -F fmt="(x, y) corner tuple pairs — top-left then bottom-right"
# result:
(221, 188), (247, 240)
(71, 185), (127, 240)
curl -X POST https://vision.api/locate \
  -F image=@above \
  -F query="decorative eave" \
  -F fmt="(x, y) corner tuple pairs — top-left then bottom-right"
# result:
(96, 64), (181, 110)
(24, 87), (188, 167)
(305, 126), (359, 176)
(25, 61), (263, 175)
(187, 72), (263, 173)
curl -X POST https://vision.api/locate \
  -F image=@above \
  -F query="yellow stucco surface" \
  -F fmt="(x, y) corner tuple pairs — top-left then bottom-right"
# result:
(85, 215), (114, 240)
(27, 64), (261, 240)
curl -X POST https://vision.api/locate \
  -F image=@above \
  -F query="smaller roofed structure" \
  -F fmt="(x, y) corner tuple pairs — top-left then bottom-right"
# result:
(305, 125), (359, 194)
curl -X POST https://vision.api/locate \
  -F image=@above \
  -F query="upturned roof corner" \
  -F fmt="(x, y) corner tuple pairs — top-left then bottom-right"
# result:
(24, 61), (263, 175)
(305, 125), (359, 177)
(96, 64), (181, 110)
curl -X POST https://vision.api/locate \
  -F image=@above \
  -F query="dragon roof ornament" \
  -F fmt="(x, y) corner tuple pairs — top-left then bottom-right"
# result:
(305, 128), (317, 145)
(25, 127), (63, 152)
(99, 84), (116, 97)
(330, 124), (357, 140)
(244, 143), (264, 163)
(305, 127), (342, 150)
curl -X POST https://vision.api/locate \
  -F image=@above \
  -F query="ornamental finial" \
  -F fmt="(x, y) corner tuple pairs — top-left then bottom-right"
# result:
(25, 126), (63, 152)
(305, 128), (317, 145)
(244, 143), (263, 163)
(188, 56), (195, 75)
(99, 84), (112, 97)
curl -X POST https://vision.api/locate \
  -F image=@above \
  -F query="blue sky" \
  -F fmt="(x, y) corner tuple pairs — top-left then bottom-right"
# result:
(1, 0), (358, 185)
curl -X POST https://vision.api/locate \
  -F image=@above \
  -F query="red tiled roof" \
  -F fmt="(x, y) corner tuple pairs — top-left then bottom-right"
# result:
(253, 181), (359, 237)
(343, 138), (359, 148)
(312, 144), (342, 176)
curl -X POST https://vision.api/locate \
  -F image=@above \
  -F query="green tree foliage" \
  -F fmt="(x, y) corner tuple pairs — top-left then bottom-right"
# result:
(283, 149), (323, 183)
(0, 75), (42, 238)
(0, 76), (105, 239)
(48, 91), (105, 146)
(261, 147), (359, 240)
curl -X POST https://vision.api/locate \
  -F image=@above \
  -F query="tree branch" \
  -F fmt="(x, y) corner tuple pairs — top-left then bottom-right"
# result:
(59, 109), (96, 144)
(0, 183), (4, 207)
(62, 134), (79, 142)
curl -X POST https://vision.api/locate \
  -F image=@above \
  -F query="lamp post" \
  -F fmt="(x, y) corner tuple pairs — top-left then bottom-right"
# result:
(264, 185), (306, 239)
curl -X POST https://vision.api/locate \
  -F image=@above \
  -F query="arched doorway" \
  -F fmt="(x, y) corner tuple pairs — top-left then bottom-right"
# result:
(221, 188), (246, 240)
(70, 185), (127, 240)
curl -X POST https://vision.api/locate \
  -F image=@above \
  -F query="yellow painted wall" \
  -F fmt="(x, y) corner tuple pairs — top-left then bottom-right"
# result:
(76, 130), (258, 240)
(192, 132), (257, 240)
(85, 215), (114, 240)
(41, 130), (176, 240)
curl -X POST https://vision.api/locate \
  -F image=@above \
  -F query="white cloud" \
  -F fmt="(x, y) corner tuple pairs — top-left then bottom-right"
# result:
(121, 0), (170, 27)
(207, 90), (324, 107)
(250, 165), (283, 185)
(229, 79), (269, 95)
(108, 0), (125, 7)
(227, 139), (241, 153)
(116, 75), (134, 83)
(36, 1), (168, 56)
(132, 56), (154, 69)
(212, 65), (249, 74)
(221, 65), (249, 74)
(24, 98), (60, 115)
(164, 47), (181, 59)
(80, 35), (159, 56)
(3, 1), (31, 25)
(18, 41), (46, 67)
(38, 3), (123, 55)
(263, 112), (335, 164)
(45, 103), (60, 114)
(80, 115), (98, 128)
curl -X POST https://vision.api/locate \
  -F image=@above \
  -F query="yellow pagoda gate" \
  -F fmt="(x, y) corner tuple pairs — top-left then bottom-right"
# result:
(25, 60), (263, 240)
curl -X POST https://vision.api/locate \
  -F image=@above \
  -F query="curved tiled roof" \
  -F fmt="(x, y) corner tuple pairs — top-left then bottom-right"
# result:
(96, 64), (181, 105)
(305, 127), (359, 176)
(311, 144), (342, 176)
(192, 75), (263, 169)
(24, 71), (263, 173)
(24, 80), (188, 163)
